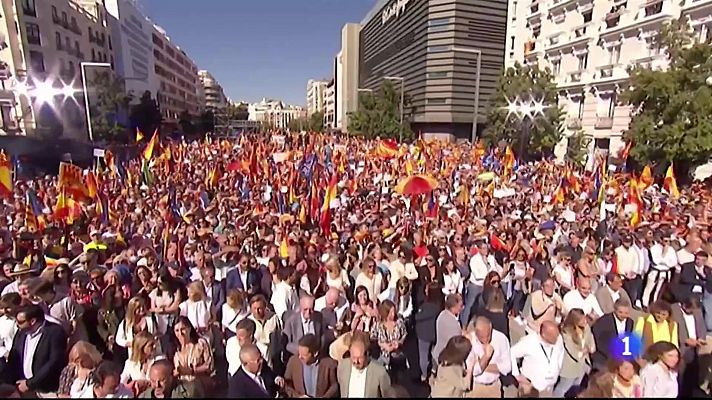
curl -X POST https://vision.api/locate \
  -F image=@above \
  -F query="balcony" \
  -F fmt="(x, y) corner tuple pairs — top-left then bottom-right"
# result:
(600, 1), (672, 40)
(52, 14), (60, 24)
(569, 71), (583, 82)
(70, 23), (82, 36)
(683, 0), (712, 11)
(548, 35), (561, 47)
(23, 6), (36, 17)
(598, 64), (615, 78)
(566, 117), (582, 130)
(595, 116), (614, 129)
(631, 53), (667, 69)
(545, 23), (592, 52)
(27, 35), (41, 46)
(528, 1), (542, 22)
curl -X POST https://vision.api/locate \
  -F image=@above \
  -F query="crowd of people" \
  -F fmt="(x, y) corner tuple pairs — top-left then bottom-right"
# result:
(0, 131), (709, 398)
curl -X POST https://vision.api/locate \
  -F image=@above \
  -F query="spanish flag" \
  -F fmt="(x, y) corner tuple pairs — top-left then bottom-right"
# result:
(279, 233), (289, 259)
(58, 162), (89, 201)
(54, 188), (82, 225)
(0, 151), (12, 198)
(85, 171), (98, 200)
(640, 165), (653, 190)
(663, 162), (680, 199)
(376, 139), (399, 159)
(136, 127), (144, 142)
(320, 173), (338, 235)
(503, 146), (515, 176)
(620, 141), (633, 161)
(142, 129), (158, 161)
(628, 178), (644, 227)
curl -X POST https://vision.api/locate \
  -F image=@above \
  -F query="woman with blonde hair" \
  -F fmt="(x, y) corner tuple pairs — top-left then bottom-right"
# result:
(57, 341), (103, 398)
(355, 256), (385, 302)
(179, 281), (212, 342)
(324, 256), (350, 293)
(221, 288), (249, 338)
(115, 296), (158, 359)
(378, 277), (413, 321)
(554, 308), (596, 397)
(120, 331), (156, 387)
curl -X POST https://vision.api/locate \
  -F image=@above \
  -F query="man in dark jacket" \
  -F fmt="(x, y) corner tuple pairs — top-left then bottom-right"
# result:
(414, 282), (442, 382)
(5, 304), (67, 395)
(228, 343), (284, 398)
(140, 359), (203, 398)
(591, 299), (634, 372)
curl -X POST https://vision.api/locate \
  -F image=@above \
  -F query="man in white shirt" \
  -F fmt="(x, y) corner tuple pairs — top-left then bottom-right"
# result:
(226, 318), (257, 376)
(77, 361), (133, 398)
(0, 292), (20, 359)
(336, 335), (393, 397)
(510, 321), (564, 397)
(563, 277), (604, 321)
(270, 268), (299, 324)
(387, 247), (418, 289)
(466, 316), (511, 397)
(615, 234), (642, 307)
(462, 242), (498, 325)
(643, 235), (678, 308)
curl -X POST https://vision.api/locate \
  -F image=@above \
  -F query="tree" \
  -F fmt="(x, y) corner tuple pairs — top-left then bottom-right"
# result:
(565, 130), (591, 167)
(309, 111), (324, 133)
(178, 111), (196, 136)
(227, 103), (249, 121)
(198, 111), (215, 134)
(621, 19), (712, 176)
(287, 117), (307, 132)
(484, 62), (564, 159)
(129, 91), (161, 139)
(89, 71), (131, 142)
(348, 80), (413, 141)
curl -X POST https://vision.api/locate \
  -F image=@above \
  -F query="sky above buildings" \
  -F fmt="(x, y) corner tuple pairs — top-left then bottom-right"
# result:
(143, 0), (376, 106)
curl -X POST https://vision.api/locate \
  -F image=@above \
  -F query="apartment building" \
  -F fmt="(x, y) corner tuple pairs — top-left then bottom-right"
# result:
(507, 0), (712, 160)
(248, 98), (305, 130)
(0, 0), (112, 140)
(324, 79), (336, 129)
(335, 23), (361, 132)
(102, 0), (159, 101)
(199, 70), (228, 114)
(306, 79), (328, 116)
(152, 24), (200, 126)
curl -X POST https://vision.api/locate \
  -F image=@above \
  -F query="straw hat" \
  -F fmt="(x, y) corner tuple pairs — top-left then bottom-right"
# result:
(7, 263), (36, 277)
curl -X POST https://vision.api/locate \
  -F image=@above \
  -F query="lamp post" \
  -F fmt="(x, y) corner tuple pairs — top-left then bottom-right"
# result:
(506, 98), (549, 161)
(452, 47), (482, 143)
(383, 76), (404, 142)
(80, 62), (111, 142)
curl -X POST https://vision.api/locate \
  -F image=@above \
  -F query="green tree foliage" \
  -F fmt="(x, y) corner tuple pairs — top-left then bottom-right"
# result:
(129, 91), (161, 138)
(288, 111), (325, 133)
(89, 71), (131, 142)
(178, 111), (196, 136)
(484, 63), (564, 159)
(565, 131), (591, 167)
(348, 80), (413, 141)
(621, 19), (712, 174)
(227, 103), (249, 121)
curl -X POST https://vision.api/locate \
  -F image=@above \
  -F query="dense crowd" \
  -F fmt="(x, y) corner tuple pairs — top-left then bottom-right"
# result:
(0, 131), (709, 398)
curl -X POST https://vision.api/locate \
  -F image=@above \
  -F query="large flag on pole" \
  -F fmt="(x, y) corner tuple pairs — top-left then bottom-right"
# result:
(142, 129), (158, 161)
(0, 151), (12, 198)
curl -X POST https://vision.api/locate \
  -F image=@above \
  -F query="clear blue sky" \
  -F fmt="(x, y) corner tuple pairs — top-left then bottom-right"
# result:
(142, 0), (376, 106)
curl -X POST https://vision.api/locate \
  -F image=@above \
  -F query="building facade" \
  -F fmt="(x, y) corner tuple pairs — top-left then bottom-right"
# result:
(199, 69), (228, 113)
(102, 0), (157, 101)
(324, 79), (336, 129)
(151, 24), (200, 126)
(335, 23), (361, 131)
(306, 79), (328, 116)
(359, 0), (508, 140)
(506, 0), (712, 160)
(248, 98), (304, 130)
(0, 0), (113, 140)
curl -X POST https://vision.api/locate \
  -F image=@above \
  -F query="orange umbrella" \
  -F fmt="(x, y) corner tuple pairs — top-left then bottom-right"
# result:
(395, 174), (439, 196)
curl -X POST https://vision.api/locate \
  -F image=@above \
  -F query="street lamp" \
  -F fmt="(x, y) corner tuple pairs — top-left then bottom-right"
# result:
(383, 76), (404, 142)
(80, 62), (112, 142)
(452, 47), (482, 144)
(504, 97), (551, 160)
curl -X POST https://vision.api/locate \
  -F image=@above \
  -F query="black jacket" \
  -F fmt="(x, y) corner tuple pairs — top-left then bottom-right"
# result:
(228, 365), (279, 398)
(676, 262), (712, 302)
(414, 301), (441, 343)
(591, 313), (633, 371)
(6, 321), (68, 393)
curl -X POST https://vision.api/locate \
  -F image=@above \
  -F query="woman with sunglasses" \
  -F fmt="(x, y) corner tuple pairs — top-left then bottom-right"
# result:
(354, 256), (385, 303)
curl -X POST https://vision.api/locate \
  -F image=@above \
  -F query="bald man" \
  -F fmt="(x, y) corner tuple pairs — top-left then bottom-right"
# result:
(336, 336), (393, 398)
(228, 344), (283, 398)
(316, 288), (350, 343)
(466, 316), (511, 397)
(139, 359), (202, 398)
(509, 321), (564, 397)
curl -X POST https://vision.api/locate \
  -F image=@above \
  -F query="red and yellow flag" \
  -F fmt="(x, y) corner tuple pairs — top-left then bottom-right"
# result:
(663, 162), (680, 199)
(640, 165), (653, 190)
(142, 129), (158, 161)
(58, 162), (89, 200)
(85, 170), (98, 200)
(136, 128), (144, 142)
(0, 152), (12, 198)
(628, 178), (644, 227)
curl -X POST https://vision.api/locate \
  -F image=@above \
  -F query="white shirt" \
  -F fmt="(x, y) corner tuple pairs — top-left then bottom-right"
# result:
(23, 323), (44, 379)
(510, 334), (564, 392)
(0, 315), (17, 358)
(608, 286), (621, 304)
(315, 296), (350, 322)
(469, 253), (498, 286)
(682, 312), (697, 340)
(302, 316), (315, 335)
(240, 269), (249, 290)
(225, 336), (245, 376)
(650, 244), (678, 271)
(615, 246), (640, 276)
(615, 316), (627, 335)
(1, 280), (18, 296)
(221, 304), (249, 334)
(77, 383), (134, 398)
(442, 270), (464, 295)
(563, 289), (604, 318)
(348, 366), (368, 397)
(270, 281), (296, 323)
(466, 329), (512, 385)
(634, 243), (650, 275)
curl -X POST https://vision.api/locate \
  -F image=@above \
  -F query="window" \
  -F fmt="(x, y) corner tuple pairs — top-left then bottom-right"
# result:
(595, 138), (610, 150)
(51, 5), (58, 19)
(608, 45), (621, 64)
(427, 98), (447, 104)
(551, 59), (561, 74)
(71, 17), (77, 28)
(68, 61), (75, 76)
(582, 10), (593, 23)
(74, 41), (80, 56)
(510, 36), (515, 50)
(108, 35), (112, 50)
(607, 93), (617, 118)
(645, 1), (663, 17)
(429, 25), (448, 32)
(596, 93), (616, 117)
(22, 0), (35, 16)
(428, 71), (448, 78)
(648, 36), (662, 56)
(512, 1), (517, 20)
(577, 53), (588, 70)
(65, 37), (70, 53)
(29, 50), (44, 73)
(88, 27), (93, 40)
(62, 12), (67, 24)
(577, 95), (585, 119)
(91, 48), (95, 61)
(428, 18), (451, 26)
(427, 46), (449, 53)
(55, 32), (62, 49)
(25, 23), (40, 45)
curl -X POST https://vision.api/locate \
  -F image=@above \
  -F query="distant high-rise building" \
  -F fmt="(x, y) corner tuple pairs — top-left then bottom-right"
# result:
(324, 79), (336, 129)
(199, 70), (228, 114)
(506, 0), (712, 160)
(335, 23), (360, 132)
(306, 79), (328, 116)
